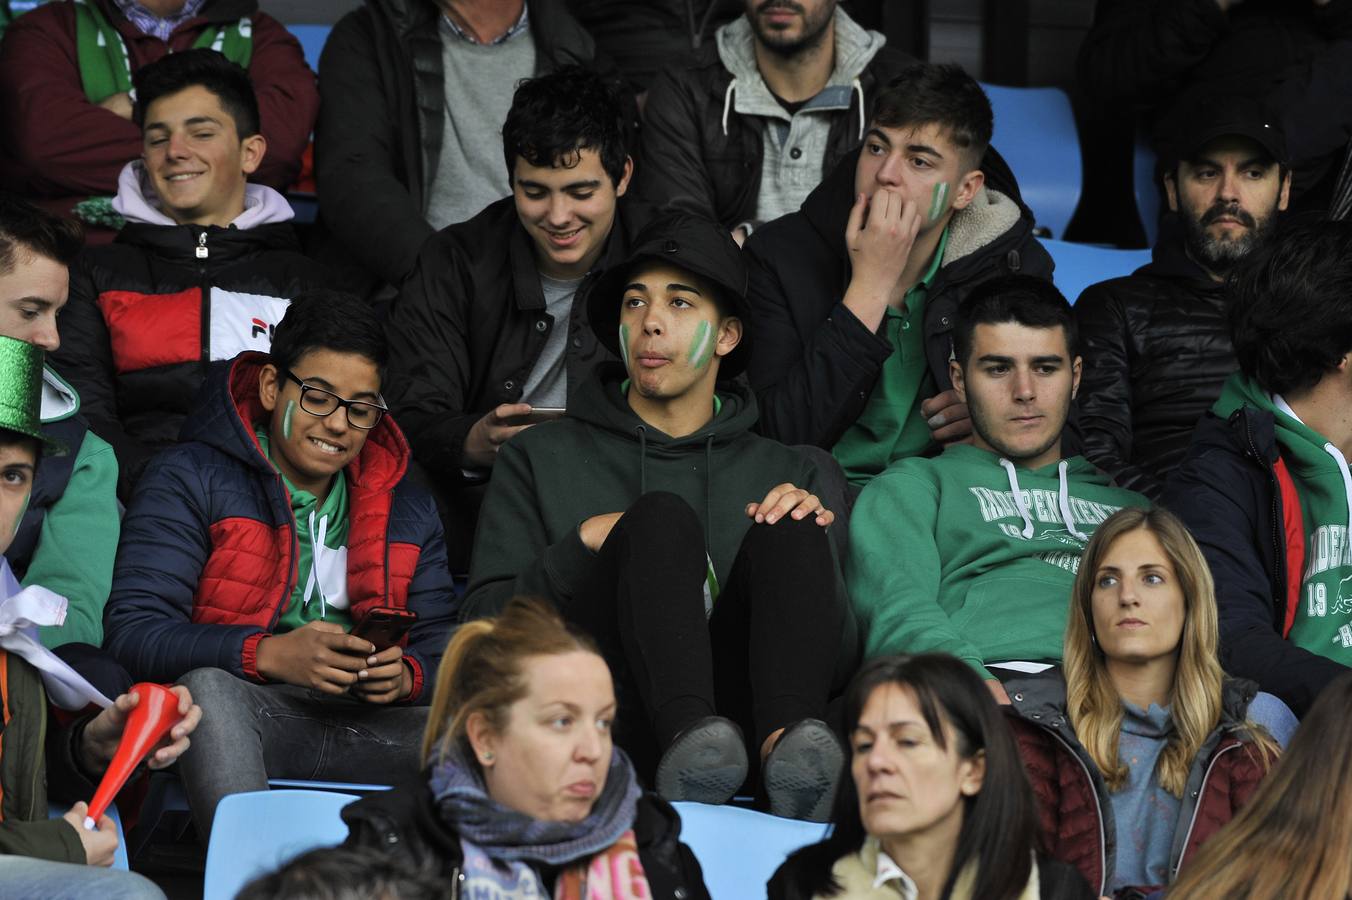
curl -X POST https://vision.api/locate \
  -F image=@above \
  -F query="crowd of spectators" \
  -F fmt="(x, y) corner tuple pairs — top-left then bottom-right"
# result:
(2, 1), (1352, 899)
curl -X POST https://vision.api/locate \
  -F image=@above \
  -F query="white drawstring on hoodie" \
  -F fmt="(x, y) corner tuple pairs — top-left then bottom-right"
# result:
(851, 77), (865, 139)
(303, 511), (331, 619)
(998, 457), (1088, 542)
(722, 78), (737, 136)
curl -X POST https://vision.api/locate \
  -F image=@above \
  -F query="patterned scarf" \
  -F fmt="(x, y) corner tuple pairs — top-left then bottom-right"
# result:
(429, 743), (652, 900)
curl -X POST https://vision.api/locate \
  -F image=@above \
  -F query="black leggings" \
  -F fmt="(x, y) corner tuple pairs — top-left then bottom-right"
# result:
(565, 491), (846, 775)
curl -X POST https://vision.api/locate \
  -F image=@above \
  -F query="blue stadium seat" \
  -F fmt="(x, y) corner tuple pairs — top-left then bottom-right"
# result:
(267, 779), (392, 792)
(672, 801), (829, 900)
(1134, 134), (1161, 247)
(288, 24), (332, 72)
(48, 801), (129, 871)
(203, 789), (358, 900)
(1041, 238), (1152, 305)
(981, 83), (1083, 240)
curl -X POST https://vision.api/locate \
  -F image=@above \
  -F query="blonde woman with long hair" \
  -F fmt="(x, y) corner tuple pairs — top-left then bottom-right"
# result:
(1167, 669), (1352, 900)
(1001, 507), (1292, 899)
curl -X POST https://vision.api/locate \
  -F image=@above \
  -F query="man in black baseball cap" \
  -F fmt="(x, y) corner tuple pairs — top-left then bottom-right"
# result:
(1073, 93), (1291, 500)
(466, 211), (855, 821)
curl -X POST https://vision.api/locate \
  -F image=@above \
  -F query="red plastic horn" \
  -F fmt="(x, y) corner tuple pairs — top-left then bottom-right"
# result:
(84, 682), (184, 829)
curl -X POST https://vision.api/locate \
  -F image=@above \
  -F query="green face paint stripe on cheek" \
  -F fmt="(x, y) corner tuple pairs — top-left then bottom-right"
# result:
(928, 182), (949, 223)
(688, 320), (716, 369)
(12, 491), (28, 538)
(619, 324), (631, 369)
(282, 400), (295, 440)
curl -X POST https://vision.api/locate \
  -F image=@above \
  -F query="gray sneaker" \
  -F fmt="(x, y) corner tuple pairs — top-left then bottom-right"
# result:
(763, 718), (844, 822)
(655, 716), (748, 805)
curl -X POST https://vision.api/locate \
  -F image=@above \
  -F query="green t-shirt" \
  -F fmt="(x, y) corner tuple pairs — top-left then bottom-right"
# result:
(255, 430), (353, 633)
(833, 228), (950, 487)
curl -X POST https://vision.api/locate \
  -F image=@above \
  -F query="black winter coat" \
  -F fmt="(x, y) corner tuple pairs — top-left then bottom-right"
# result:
(341, 774), (711, 900)
(52, 221), (333, 497)
(315, 0), (602, 286)
(1074, 221), (1230, 501)
(1078, 0), (1352, 208)
(1165, 405), (1349, 716)
(743, 147), (1053, 450)
(635, 32), (913, 230)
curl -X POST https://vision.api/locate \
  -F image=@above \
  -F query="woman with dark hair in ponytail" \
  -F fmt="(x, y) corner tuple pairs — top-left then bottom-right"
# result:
(769, 654), (1092, 900)
(339, 596), (710, 900)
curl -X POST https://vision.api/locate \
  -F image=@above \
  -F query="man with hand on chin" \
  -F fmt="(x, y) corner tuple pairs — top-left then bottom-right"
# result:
(744, 62), (1052, 491)
(467, 212), (856, 822)
(847, 276), (1147, 704)
(104, 292), (455, 840)
(385, 65), (653, 568)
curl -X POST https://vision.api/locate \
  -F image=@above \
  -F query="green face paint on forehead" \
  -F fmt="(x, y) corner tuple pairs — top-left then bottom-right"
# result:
(282, 400), (295, 440)
(618, 324), (631, 370)
(928, 182), (949, 223)
(687, 320), (716, 370)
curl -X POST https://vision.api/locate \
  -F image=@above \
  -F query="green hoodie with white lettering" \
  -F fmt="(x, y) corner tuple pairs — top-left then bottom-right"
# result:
(1213, 374), (1352, 661)
(847, 443), (1149, 679)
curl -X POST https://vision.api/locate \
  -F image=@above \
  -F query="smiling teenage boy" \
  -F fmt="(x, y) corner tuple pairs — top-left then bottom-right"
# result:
(468, 212), (855, 822)
(847, 276), (1147, 702)
(103, 291), (456, 838)
(51, 49), (332, 496)
(744, 63), (1052, 488)
(385, 65), (653, 565)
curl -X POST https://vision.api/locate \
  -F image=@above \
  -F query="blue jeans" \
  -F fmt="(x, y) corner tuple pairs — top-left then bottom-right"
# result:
(176, 667), (427, 838)
(1248, 691), (1299, 747)
(0, 856), (164, 900)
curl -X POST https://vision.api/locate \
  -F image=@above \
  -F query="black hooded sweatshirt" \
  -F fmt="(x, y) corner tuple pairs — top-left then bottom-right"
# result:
(465, 366), (845, 625)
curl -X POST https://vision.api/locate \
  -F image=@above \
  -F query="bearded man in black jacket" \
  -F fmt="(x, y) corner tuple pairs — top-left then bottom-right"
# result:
(1075, 95), (1290, 501)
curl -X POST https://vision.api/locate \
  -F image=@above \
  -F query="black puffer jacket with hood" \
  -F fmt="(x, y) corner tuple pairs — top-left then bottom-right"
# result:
(743, 147), (1053, 449)
(1074, 217), (1231, 501)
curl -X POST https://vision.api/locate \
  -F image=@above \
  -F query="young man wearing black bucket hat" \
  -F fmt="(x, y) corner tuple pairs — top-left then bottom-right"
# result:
(465, 211), (855, 821)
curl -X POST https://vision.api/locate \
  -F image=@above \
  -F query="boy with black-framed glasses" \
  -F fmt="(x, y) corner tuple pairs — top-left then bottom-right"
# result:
(104, 289), (456, 839)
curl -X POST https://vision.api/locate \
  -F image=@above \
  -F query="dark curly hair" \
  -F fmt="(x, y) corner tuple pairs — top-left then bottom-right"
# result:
(1229, 220), (1352, 395)
(501, 65), (630, 187)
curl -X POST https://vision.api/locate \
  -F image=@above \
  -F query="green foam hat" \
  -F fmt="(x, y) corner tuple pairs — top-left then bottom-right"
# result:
(0, 335), (65, 456)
